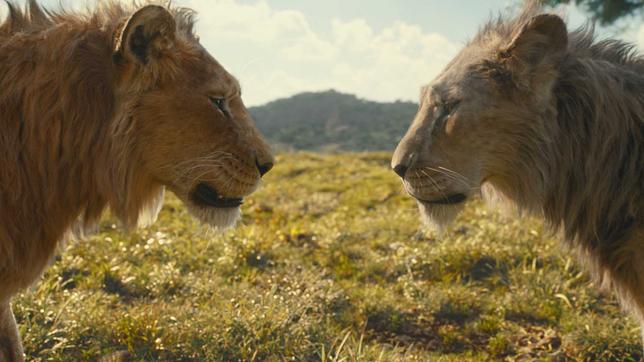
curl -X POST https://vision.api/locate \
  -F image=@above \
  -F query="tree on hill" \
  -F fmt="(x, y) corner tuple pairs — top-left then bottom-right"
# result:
(543, 0), (643, 25)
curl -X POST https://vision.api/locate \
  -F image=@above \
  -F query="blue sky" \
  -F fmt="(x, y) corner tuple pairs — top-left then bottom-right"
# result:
(4, 1), (644, 106)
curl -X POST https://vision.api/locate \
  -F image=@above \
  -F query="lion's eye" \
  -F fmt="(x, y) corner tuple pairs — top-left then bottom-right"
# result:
(209, 97), (226, 111)
(209, 97), (233, 119)
(434, 101), (460, 122)
(442, 100), (460, 115)
(432, 100), (460, 135)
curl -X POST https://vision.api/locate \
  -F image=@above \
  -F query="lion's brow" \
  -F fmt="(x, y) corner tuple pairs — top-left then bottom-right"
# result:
(425, 86), (448, 105)
(232, 80), (242, 97)
(419, 85), (429, 101)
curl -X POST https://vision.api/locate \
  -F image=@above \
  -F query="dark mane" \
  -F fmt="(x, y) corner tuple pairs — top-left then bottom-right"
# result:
(393, 0), (644, 349)
(548, 27), (644, 248)
(568, 25), (644, 71)
(471, 0), (644, 298)
(473, 1), (644, 72)
(0, 0), (197, 38)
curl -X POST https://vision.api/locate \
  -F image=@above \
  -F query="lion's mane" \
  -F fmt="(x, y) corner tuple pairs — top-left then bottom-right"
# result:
(0, 0), (193, 297)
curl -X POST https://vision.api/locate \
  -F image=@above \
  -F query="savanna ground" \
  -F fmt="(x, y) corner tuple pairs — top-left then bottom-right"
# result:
(15, 153), (642, 361)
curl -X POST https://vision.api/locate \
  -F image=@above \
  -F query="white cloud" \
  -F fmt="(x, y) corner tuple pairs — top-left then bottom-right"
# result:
(638, 25), (644, 51)
(181, 0), (459, 106)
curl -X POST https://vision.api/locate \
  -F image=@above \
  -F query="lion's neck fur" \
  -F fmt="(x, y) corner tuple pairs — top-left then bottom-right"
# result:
(503, 28), (644, 251)
(0, 2), (164, 288)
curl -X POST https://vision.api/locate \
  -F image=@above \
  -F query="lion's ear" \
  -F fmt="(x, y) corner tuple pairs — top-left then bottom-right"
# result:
(114, 5), (176, 65)
(500, 14), (568, 69)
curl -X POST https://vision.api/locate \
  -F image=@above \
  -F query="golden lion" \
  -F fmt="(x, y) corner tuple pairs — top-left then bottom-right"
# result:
(0, 1), (273, 360)
(393, 2), (644, 345)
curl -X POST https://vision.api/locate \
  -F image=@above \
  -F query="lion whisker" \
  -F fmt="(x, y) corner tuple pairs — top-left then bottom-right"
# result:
(437, 166), (470, 183)
(423, 166), (472, 191)
(420, 169), (448, 201)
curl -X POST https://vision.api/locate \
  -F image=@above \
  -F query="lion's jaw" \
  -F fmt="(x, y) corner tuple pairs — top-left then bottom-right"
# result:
(402, 168), (476, 231)
(187, 204), (242, 230)
(181, 180), (259, 230)
(417, 202), (465, 232)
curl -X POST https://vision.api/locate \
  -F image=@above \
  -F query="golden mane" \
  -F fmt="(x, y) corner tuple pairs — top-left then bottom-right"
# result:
(0, 0), (199, 234)
(0, 1), (273, 359)
(1, 0), (197, 37)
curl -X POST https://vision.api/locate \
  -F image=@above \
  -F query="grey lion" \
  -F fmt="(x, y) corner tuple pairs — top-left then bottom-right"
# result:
(393, 1), (643, 346)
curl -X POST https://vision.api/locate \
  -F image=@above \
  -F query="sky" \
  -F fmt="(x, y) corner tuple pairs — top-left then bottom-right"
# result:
(3, 0), (644, 106)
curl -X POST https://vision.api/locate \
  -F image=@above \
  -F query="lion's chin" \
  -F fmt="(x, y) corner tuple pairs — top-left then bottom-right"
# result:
(418, 201), (465, 233)
(187, 205), (241, 230)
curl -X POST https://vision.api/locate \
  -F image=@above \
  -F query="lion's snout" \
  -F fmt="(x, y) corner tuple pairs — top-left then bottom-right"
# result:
(403, 169), (470, 206)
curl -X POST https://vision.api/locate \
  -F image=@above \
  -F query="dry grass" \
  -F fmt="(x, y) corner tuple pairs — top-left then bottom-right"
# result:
(15, 153), (642, 361)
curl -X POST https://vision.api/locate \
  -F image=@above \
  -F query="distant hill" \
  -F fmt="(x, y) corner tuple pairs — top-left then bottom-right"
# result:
(249, 90), (417, 151)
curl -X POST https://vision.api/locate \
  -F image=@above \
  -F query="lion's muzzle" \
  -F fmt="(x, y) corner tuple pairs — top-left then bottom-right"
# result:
(191, 183), (244, 209)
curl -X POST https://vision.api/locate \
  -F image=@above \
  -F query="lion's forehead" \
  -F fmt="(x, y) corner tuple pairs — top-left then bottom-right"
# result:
(176, 47), (240, 95)
(438, 39), (506, 83)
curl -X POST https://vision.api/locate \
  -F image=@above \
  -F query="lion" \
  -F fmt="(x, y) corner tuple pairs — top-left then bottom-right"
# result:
(392, 1), (643, 347)
(0, 1), (274, 360)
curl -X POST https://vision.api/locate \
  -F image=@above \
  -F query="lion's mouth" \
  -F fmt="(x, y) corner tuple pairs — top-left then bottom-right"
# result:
(191, 183), (243, 209)
(411, 192), (467, 205)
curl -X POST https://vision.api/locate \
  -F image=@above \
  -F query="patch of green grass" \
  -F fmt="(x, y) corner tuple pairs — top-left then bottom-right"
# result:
(14, 152), (641, 361)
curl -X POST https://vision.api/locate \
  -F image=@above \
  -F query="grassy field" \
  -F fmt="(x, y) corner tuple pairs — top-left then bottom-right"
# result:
(15, 153), (642, 361)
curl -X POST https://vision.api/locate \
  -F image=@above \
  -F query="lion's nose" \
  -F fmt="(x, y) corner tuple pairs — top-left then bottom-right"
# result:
(256, 158), (274, 177)
(393, 164), (408, 178)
